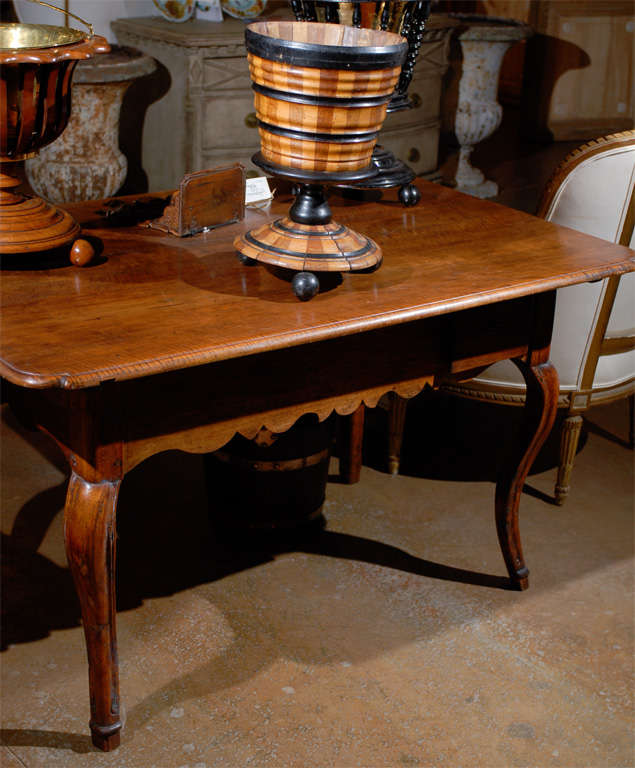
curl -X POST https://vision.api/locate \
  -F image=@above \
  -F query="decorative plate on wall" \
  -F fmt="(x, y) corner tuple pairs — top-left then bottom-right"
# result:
(152, 0), (196, 22)
(220, 0), (267, 19)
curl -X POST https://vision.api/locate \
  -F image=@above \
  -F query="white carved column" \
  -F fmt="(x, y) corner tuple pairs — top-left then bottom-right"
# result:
(451, 17), (531, 198)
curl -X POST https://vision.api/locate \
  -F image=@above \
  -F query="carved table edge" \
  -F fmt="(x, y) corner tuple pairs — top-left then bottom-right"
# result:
(2, 263), (632, 391)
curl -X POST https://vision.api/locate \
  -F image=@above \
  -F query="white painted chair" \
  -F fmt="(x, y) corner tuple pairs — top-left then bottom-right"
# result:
(386, 131), (635, 503)
(440, 131), (635, 503)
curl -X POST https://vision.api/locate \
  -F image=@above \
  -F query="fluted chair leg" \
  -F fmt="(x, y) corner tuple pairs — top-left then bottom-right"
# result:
(339, 405), (365, 484)
(387, 393), (408, 475)
(554, 413), (584, 505)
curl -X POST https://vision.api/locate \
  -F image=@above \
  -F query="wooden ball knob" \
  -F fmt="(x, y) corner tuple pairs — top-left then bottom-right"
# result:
(70, 239), (95, 267)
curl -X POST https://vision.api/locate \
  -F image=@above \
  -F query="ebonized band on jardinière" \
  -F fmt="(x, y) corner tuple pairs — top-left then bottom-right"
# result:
(272, 220), (347, 237)
(252, 152), (379, 183)
(251, 82), (392, 109)
(257, 120), (379, 144)
(245, 24), (407, 71)
(244, 230), (375, 260)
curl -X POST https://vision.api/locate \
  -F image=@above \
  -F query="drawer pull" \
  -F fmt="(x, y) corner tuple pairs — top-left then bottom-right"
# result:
(245, 112), (258, 129)
(408, 147), (420, 163)
(411, 93), (422, 109)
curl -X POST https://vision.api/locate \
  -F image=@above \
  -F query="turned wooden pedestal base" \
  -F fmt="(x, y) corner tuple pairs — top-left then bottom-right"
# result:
(0, 171), (80, 254)
(235, 215), (381, 273)
(234, 182), (382, 299)
(0, 171), (94, 264)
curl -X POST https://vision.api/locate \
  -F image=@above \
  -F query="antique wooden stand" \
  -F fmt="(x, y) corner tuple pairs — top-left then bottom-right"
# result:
(235, 157), (383, 299)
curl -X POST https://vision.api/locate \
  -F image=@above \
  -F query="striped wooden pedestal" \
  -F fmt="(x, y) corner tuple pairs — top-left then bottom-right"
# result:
(234, 214), (381, 273)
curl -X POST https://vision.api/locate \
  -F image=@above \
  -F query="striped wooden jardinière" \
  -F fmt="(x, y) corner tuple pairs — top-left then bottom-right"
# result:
(244, 20), (407, 173)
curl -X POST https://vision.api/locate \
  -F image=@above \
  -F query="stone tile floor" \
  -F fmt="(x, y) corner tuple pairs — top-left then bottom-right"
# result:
(1, 392), (633, 767)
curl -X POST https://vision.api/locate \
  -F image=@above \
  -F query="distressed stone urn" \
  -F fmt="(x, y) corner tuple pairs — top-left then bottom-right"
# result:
(26, 46), (156, 203)
(447, 15), (531, 198)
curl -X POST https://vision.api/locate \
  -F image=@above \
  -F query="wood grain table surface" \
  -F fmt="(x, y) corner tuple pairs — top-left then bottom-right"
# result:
(1, 181), (632, 390)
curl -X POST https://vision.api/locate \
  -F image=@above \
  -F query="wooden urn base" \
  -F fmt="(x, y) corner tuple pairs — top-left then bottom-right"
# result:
(234, 216), (381, 273)
(0, 171), (79, 254)
(0, 171), (95, 265)
(234, 182), (382, 299)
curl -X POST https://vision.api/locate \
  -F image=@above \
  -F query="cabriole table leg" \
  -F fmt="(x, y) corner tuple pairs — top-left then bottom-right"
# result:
(64, 471), (123, 751)
(495, 359), (559, 590)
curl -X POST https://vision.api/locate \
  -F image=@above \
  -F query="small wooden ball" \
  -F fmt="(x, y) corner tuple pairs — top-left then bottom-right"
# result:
(70, 239), (95, 267)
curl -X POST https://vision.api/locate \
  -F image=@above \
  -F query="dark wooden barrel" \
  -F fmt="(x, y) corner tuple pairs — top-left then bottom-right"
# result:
(244, 20), (407, 173)
(205, 413), (336, 533)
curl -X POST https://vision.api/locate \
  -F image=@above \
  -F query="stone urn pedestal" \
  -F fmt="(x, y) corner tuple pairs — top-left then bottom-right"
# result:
(26, 46), (156, 203)
(445, 15), (532, 198)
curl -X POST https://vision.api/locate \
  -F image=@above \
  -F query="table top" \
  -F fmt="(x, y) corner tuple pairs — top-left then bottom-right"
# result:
(1, 181), (633, 390)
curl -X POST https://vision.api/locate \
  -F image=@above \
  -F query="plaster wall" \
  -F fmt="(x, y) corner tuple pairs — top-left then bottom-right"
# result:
(15, 0), (157, 41)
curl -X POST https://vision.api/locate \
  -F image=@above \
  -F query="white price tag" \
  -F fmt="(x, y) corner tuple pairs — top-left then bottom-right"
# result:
(245, 176), (273, 206)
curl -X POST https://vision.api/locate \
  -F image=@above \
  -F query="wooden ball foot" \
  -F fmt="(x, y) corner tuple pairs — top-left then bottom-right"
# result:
(398, 183), (421, 207)
(70, 238), (95, 267)
(292, 271), (319, 300)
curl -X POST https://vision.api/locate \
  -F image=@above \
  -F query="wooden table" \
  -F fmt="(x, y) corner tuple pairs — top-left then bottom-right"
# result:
(1, 181), (633, 751)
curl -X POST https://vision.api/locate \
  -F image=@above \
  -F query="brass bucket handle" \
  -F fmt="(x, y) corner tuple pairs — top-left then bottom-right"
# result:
(22, 0), (94, 37)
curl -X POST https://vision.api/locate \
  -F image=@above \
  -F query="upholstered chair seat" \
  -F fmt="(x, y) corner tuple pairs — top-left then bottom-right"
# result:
(437, 131), (635, 503)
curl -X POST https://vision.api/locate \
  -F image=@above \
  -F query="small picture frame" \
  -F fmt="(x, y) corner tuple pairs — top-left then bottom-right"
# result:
(148, 164), (245, 236)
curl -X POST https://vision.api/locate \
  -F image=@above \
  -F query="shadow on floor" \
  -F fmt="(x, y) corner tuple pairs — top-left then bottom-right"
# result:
(359, 387), (586, 488)
(0, 498), (515, 653)
(2, 390), (632, 750)
(0, 729), (93, 754)
(0, 388), (592, 652)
